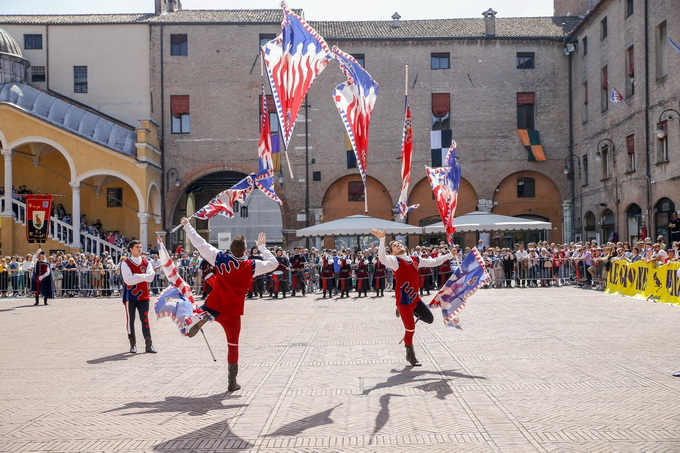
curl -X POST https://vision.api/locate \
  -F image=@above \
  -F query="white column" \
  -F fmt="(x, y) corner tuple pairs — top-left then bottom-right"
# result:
(138, 212), (149, 251)
(2, 149), (12, 217)
(70, 182), (81, 249)
(562, 200), (573, 243)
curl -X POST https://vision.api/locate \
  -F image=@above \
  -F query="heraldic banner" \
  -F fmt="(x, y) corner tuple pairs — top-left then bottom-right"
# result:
(25, 195), (53, 243)
(606, 259), (680, 305)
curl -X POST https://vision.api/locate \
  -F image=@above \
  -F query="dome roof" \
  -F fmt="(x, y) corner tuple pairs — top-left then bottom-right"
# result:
(0, 27), (22, 57)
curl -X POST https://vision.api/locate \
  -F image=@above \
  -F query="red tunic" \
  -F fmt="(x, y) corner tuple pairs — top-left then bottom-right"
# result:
(394, 256), (421, 306)
(122, 258), (150, 303)
(207, 252), (255, 316)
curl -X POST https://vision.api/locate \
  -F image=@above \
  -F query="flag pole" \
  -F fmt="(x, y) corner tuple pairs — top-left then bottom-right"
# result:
(170, 215), (194, 234)
(200, 328), (217, 362)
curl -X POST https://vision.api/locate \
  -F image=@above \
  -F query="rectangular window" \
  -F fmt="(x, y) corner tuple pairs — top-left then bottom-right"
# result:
(601, 17), (608, 40)
(431, 52), (450, 70)
(516, 52), (535, 69)
(170, 95), (191, 134)
(106, 188), (123, 208)
(431, 93), (451, 130)
(582, 155), (589, 185)
(259, 33), (276, 47)
(600, 143), (611, 179)
(170, 34), (188, 56)
(24, 34), (42, 50)
(517, 178), (535, 198)
(656, 21), (668, 79)
(601, 66), (608, 112)
(312, 171), (321, 182)
(625, 46), (635, 97)
(582, 81), (588, 123)
(348, 181), (364, 202)
(517, 92), (535, 129)
(73, 66), (88, 93)
(625, 0), (634, 18)
(31, 66), (46, 83)
(656, 120), (669, 162)
(582, 36), (588, 55)
(626, 134), (635, 171)
(351, 53), (365, 67)
(259, 95), (279, 134)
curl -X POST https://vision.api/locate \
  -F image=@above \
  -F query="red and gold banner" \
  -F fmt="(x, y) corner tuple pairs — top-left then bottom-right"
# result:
(25, 195), (52, 243)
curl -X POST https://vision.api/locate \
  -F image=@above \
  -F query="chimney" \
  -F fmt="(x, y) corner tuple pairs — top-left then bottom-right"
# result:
(391, 12), (401, 29)
(482, 8), (497, 36)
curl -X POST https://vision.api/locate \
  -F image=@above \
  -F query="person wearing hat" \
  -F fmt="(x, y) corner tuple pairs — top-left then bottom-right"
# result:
(180, 218), (277, 391)
(30, 248), (53, 306)
(120, 240), (157, 353)
(370, 228), (452, 366)
(289, 246), (308, 297)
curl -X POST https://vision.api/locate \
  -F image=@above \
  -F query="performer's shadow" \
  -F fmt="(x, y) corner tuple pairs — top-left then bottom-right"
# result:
(266, 403), (342, 436)
(363, 368), (486, 436)
(154, 419), (253, 451)
(0, 307), (15, 312)
(87, 353), (132, 364)
(103, 393), (247, 417)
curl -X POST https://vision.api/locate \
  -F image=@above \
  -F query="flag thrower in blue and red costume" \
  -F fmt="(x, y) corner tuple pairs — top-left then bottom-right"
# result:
(332, 46), (379, 213)
(425, 142), (461, 246)
(397, 64), (418, 219)
(261, 1), (333, 176)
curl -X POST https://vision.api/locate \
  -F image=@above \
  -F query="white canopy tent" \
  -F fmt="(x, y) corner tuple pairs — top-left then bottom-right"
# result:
(296, 214), (423, 237)
(422, 211), (552, 234)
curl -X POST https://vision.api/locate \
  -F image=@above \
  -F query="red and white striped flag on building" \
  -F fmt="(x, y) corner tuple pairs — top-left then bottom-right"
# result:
(397, 97), (419, 218)
(425, 142), (461, 245)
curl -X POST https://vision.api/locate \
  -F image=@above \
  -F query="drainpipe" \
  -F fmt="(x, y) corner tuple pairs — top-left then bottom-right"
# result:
(644, 0), (652, 234)
(567, 48), (575, 242)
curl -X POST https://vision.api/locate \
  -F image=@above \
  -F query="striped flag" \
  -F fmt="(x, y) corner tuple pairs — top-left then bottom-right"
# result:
(154, 236), (211, 336)
(257, 81), (283, 205)
(610, 86), (623, 104)
(397, 97), (419, 218)
(262, 1), (332, 150)
(516, 129), (546, 161)
(332, 46), (379, 212)
(429, 249), (490, 328)
(425, 141), (461, 246)
(193, 174), (255, 219)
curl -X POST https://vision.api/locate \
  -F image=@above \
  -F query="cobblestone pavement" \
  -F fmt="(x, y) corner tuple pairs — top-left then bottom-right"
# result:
(2, 287), (680, 452)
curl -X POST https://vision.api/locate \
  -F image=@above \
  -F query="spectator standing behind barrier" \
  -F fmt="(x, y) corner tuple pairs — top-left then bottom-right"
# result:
(8, 256), (20, 297)
(670, 212), (680, 243)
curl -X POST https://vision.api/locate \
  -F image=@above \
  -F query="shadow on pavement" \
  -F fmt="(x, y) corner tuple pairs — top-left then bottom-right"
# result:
(87, 353), (133, 364)
(103, 393), (247, 417)
(154, 419), (253, 451)
(362, 367), (486, 396)
(266, 403), (342, 437)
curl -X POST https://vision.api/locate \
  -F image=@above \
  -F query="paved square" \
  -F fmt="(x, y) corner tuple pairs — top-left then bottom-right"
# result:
(2, 287), (680, 452)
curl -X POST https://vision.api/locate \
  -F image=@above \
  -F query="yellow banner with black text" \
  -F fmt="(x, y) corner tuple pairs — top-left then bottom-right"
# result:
(606, 260), (680, 305)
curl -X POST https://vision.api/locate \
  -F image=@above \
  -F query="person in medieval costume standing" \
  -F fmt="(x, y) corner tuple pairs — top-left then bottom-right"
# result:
(120, 240), (157, 354)
(31, 249), (54, 306)
(181, 217), (278, 391)
(371, 229), (452, 366)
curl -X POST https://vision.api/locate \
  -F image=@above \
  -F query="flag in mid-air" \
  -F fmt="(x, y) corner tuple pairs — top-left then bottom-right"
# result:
(397, 98), (419, 218)
(610, 86), (623, 104)
(261, 1), (332, 150)
(332, 46), (379, 211)
(193, 174), (255, 219)
(155, 236), (211, 336)
(430, 248), (490, 328)
(425, 141), (461, 245)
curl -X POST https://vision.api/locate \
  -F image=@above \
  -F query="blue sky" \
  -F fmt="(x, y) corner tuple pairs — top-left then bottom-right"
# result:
(0, 0), (555, 20)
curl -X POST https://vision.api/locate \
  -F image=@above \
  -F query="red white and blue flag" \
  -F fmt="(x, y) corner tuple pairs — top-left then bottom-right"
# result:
(397, 97), (419, 218)
(429, 248), (490, 328)
(155, 235), (211, 336)
(425, 141), (461, 245)
(193, 174), (255, 219)
(610, 86), (623, 104)
(256, 81), (283, 205)
(332, 46), (379, 212)
(261, 1), (332, 150)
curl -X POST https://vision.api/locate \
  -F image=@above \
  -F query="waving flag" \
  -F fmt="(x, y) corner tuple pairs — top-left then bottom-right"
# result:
(610, 86), (623, 104)
(429, 249), (490, 328)
(193, 173), (255, 219)
(262, 1), (332, 151)
(256, 82), (283, 205)
(332, 46), (379, 212)
(397, 97), (419, 218)
(155, 236), (211, 336)
(425, 141), (461, 245)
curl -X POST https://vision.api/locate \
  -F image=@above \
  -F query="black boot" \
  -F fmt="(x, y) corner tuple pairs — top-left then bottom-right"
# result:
(228, 363), (241, 391)
(405, 345), (422, 366)
(144, 334), (157, 353)
(128, 334), (137, 353)
(34, 295), (39, 306)
(43, 297), (48, 305)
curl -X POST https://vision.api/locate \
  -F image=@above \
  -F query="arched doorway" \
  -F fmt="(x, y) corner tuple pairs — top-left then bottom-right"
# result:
(584, 211), (596, 241)
(654, 197), (675, 243)
(601, 209), (615, 243)
(625, 203), (642, 244)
